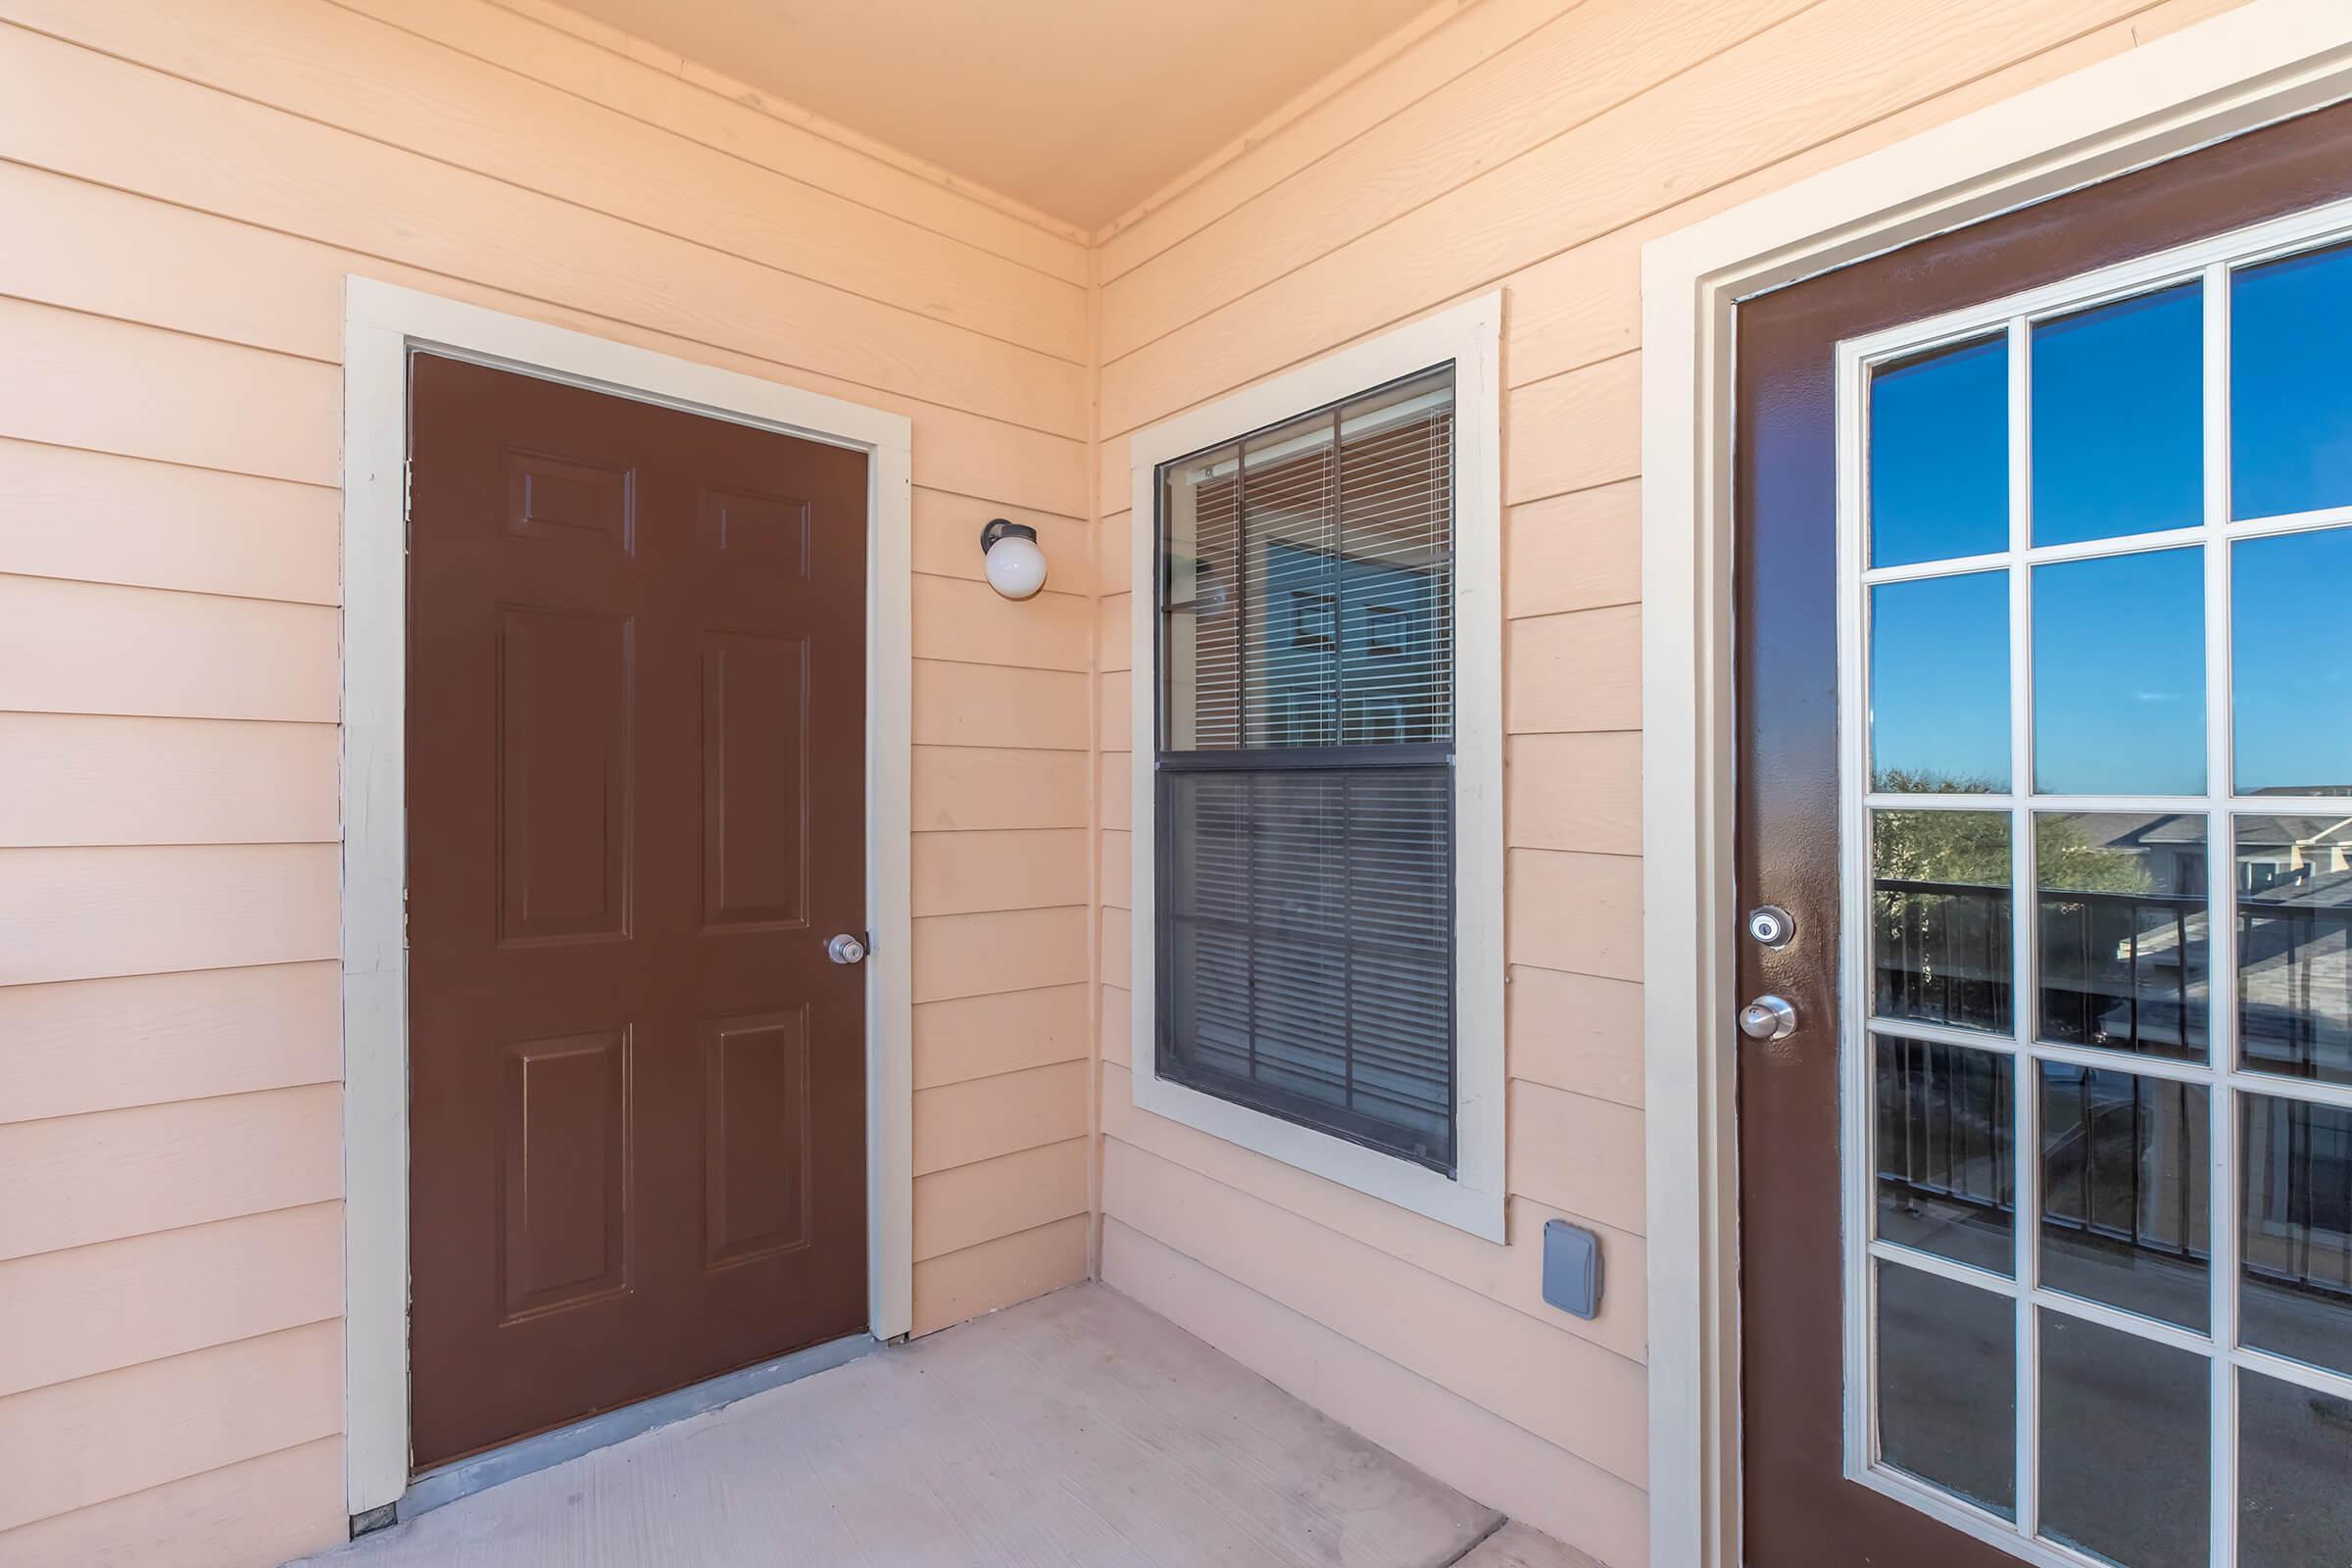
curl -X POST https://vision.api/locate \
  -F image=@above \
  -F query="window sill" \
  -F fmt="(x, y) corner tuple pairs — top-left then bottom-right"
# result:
(1128, 1060), (1506, 1243)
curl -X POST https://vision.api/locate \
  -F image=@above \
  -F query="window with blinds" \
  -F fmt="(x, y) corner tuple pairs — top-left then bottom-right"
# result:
(1154, 365), (1456, 1172)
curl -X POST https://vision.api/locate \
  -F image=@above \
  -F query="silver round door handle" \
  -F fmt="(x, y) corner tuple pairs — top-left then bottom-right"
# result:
(826, 933), (866, 965)
(1739, 995), (1798, 1041)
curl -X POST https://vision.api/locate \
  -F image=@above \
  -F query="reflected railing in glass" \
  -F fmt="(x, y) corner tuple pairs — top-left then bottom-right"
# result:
(2037, 812), (2210, 1062)
(2240, 1092), (2352, 1378)
(1871, 809), (2013, 1035)
(2238, 815), (2352, 1086)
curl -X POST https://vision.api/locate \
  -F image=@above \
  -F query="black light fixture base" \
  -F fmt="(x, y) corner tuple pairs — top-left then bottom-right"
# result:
(980, 517), (1038, 553)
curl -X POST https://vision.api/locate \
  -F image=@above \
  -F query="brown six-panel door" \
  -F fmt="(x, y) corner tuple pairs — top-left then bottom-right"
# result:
(1734, 101), (2352, 1566)
(407, 354), (869, 1470)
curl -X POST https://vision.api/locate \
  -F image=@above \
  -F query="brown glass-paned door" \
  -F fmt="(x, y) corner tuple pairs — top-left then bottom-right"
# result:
(407, 355), (869, 1470)
(1737, 102), (2352, 1566)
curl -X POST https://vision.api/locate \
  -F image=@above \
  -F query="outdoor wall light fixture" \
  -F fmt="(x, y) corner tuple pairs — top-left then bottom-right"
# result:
(980, 517), (1048, 600)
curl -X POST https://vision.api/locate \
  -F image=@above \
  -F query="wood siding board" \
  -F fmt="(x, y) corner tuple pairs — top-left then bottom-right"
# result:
(1096, 0), (1812, 362)
(15, 0), (1086, 357)
(911, 747), (1090, 832)
(0, 1086), (342, 1263)
(1099, 754), (1132, 833)
(0, 963), (341, 1126)
(1503, 355), (1642, 506)
(0, 25), (1087, 440)
(1094, 0), (2168, 438)
(911, 828), (1091, 918)
(1504, 848), (1642, 984)
(911, 662), (1091, 752)
(0, 160), (1084, 514)
(0, 714), (339, 849)
(0, 1435), (343, 1568)
(1505, 1080), (1645, 1235)
(1100, 906), (1131, 993)
(1097, 675), (1132, 755)
(911, 1059), (1090, 1175)
(1506, 731), (1641, 858)
(1101, 985), (1132, 1069)
(1097, 510), (1134, 597)
(911, 983), (1093, 1090)
(0, 297), (339, 487)
(1101, 829), (1133, 911)
(909, 1213), (1089, 1337)
(1506, 966), (1646, 1111)
(911, 1137), (1091, 1261)
(1505, 606), (1641, 735)
(0, 436), (339, 606)
(0, 162), (1094, 524)
(909, 574), (1093, 673)
(1504, 482), (1641, 621)
(0, 1320), (342, 1535)
(0, 845), (339, 989)
(1093, 0), (1585, 279)
(0, 1202), (342, 1397)
(0, 575), (339, 725)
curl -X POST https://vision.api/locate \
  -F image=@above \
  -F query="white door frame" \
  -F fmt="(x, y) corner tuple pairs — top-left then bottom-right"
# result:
(339, 277), (914, 1516)
(1638, 5), (2352, 1563)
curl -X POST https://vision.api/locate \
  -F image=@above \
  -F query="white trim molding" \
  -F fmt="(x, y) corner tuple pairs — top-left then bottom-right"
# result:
(1639, 6), (2352, 1565)
(339, 278), (914, 1516)
(1124, 291), (1506, 1242)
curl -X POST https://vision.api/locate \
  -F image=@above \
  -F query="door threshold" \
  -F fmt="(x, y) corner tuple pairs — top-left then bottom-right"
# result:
(384, 1331), (879, 1529)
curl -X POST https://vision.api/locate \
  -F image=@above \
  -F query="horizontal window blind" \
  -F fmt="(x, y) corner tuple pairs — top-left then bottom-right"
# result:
(1155, 366), (1457, 1171)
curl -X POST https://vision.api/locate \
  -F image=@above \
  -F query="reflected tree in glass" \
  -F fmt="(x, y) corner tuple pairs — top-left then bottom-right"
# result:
(1873, 807), (2012, 1033)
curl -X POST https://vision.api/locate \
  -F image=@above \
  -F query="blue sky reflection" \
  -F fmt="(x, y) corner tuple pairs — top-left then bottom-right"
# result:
(2234, 525), (2352, 794)
(2233, 241), (2352, 520)
(1872, 570), (2010, 792)
(1871, 334), (2007, 569)
(2032, 283), (2202, 547)
(2034, 548), (2205, 795)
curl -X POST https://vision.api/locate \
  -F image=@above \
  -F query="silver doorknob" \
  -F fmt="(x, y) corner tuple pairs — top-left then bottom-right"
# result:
(826, 933), (866, 965)
(1739, 995), (1798, 1041)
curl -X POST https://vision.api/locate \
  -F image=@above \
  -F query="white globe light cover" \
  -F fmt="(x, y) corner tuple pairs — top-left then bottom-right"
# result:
(981, 520), (1048, 600)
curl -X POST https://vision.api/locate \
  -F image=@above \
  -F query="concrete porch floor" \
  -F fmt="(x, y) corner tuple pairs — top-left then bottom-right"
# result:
(294, 1284), (1592, 1568)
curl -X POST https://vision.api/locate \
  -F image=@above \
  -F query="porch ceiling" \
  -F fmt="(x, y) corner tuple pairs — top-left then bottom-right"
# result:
(556, 0), (1440, 229)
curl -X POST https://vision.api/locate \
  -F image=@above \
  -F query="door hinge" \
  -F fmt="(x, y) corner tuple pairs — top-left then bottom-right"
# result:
(402, 458), (413, 548)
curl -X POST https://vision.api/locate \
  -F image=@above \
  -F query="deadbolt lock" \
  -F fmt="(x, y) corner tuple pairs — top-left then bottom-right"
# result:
(1745, 905), (1795, 948)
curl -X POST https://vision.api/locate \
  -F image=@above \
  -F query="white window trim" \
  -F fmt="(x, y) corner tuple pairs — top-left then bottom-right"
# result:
(340, 277), (914, 1515)
(1125, 292), (1505, 1242)
(1639, 6), (2352, 1565)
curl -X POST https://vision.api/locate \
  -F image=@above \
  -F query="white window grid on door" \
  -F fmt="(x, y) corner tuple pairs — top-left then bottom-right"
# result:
(1835, 192), (2352, 1568)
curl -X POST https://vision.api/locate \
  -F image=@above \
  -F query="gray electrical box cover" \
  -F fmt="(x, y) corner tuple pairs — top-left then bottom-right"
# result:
(1542, 1218), (1603, 1319)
